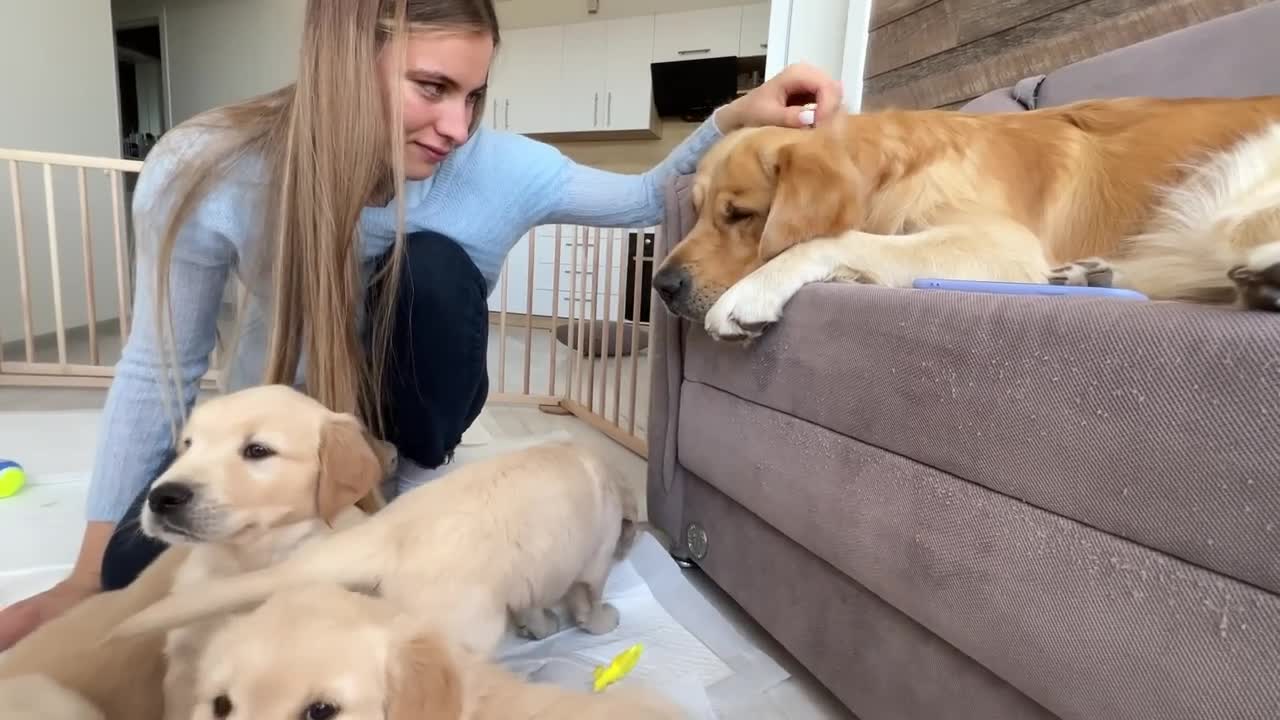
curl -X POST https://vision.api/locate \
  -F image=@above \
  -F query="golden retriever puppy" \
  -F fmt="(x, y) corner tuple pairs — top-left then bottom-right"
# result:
(651, 95), (1280, 341)
(188, 585), (687, 720)
(0, 547), (190, 720)
(113, 440), (642, 661)
(143, 384), (394, 720)
(0, 384), (394, 720)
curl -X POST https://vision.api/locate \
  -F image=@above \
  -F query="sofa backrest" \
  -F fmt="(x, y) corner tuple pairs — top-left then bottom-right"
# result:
(964, 1), (1280, 112)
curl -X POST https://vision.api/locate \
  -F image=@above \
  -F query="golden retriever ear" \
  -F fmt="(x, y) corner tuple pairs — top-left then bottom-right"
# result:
(386, 632), (465, 720)
(316, 414), (386, 522)
(759, 131), (865, 263)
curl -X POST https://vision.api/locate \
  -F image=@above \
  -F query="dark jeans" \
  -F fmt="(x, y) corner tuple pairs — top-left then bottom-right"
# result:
(100, 232), (490, 591)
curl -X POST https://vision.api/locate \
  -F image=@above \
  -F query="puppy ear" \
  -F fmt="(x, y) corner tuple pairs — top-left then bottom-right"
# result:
(760, 128), (865, 263)
(316, 414), (386, 523)
(386, 631), (465, 720)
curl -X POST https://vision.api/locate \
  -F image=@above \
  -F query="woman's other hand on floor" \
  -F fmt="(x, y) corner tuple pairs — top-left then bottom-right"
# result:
(717, 62), (845, 132)
(0, 576), (99, 651)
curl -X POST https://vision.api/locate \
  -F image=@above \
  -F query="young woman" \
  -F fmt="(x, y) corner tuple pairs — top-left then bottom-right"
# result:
(0, 0), (841, 649)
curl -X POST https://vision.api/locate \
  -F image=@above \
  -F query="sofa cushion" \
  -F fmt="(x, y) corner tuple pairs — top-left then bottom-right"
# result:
(681, 285), (1280, 596)
(675, 381), (1280, 720)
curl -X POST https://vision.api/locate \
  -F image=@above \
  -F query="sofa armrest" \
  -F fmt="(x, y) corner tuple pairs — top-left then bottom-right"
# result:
(647, 174), (698, 548)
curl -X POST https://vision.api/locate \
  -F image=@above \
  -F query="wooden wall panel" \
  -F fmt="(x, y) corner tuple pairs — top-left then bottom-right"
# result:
(863, 0), (1269, 111)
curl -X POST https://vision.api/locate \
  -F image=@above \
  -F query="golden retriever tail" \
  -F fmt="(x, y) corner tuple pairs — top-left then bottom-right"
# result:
(610, 460), (663, 560)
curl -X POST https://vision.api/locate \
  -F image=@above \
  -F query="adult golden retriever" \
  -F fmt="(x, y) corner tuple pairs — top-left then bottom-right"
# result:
(0, 384), (393, 720)
(112, 440), (643, 662)
(186, 585), (686, 720)
(652, 95), (1280, 341)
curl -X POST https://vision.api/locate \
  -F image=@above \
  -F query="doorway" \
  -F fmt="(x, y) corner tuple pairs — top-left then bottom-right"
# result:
(113, 19), (169, 161)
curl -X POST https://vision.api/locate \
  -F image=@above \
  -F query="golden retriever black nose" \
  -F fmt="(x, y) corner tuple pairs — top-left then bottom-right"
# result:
(148, 483), (195, 515)
(652, 266), (689, 308)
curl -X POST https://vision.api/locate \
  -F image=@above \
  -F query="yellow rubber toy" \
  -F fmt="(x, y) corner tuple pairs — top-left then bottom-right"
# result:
(592, 643), (644, 693)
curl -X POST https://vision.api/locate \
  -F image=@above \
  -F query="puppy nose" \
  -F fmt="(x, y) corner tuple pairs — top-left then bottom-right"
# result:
(148, 483), (194, 515)
(652, 266), (689, 305)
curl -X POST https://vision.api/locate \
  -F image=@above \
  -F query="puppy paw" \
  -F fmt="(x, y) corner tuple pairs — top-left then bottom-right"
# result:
(1047, 258), (1114, 287)
(1229, 260), (1280, 312)
(577, 602), (620, 635)
(513, 607), (561, 640)
(703, 280), (786, 342)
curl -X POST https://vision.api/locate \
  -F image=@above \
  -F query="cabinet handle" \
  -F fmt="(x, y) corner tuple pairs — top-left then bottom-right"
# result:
(677, 48), (711, 55)
(504, 99), (510, 129)
(760, 43), (768, 49)
(593, 92), (599, 127)
(492, 99), (498, 129)
(607, 92), (613, 126)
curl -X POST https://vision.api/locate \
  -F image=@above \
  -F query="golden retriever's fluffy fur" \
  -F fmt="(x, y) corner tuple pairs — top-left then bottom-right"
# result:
(186, 585), (686, 720)
(652, 95), (1280, 340)
(0, 384), (393, 720)
(113, 440), (643, 662)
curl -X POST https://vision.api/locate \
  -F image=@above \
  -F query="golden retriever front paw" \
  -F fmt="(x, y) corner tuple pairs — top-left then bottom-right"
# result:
(704, 280), (786, 342)
(1229, 248), (1280, 312)
(578, 602), (620, 635)
(1047, 258), (1114, 287)
(513, 607), (561, 640)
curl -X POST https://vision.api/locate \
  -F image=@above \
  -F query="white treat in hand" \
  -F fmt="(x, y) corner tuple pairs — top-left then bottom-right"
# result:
(798, 103), (817, 127)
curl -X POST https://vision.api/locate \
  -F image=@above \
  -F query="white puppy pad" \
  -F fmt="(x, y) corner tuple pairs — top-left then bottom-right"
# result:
(495, 533), (789, 718)
(0, 409), (102, 607)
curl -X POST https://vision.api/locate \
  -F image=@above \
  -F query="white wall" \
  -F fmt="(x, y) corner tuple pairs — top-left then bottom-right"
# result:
(498, 0), (750, 28)
(0, 1), (125, 349)
(765, 0), (869, 110)
(113, 0), (304, 124)
(112, 0), (776, 122)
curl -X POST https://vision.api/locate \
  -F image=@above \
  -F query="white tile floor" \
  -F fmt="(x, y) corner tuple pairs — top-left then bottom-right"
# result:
(0, 380), (852, 718)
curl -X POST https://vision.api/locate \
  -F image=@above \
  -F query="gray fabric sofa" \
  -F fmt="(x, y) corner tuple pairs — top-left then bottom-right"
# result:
(647, 4), (1280, 719)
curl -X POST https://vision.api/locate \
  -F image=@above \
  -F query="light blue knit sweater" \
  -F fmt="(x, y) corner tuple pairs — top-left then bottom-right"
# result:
(87, 113), (726, 522)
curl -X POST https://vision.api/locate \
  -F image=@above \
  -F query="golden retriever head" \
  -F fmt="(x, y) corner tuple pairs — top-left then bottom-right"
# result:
(652, 117), (870, 321)
(141, 385), (396, 546)
(191, 586), (463, 720)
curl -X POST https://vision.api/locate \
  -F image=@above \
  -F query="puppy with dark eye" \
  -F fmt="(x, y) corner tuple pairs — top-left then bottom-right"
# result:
(191, 585), (688, 720)
(0, 385), (397, 720)
(140, 384), (396, 720)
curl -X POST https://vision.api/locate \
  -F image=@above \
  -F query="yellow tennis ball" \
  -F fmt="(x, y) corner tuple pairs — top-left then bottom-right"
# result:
(0, 462), (26, 499)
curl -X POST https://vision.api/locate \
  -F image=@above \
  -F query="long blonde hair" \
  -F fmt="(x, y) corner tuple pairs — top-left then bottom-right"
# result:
(150, 0), (499, 445)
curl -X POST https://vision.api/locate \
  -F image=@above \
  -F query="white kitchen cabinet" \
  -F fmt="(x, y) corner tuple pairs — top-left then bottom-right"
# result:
(739, 3), (771, 57)
(651, 6), (745, 64)
(560, 21), (609, 132)
(557, 15), (656, 133)
(602, 15), (657, 131)
(488, 234), (532, 314)
(490, 226), (629, 319)
(533, 289), (621, 322)
(489, 25), (564, 135)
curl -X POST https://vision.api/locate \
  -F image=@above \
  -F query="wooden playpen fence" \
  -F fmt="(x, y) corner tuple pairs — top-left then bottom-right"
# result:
(0, 147), (656, 456)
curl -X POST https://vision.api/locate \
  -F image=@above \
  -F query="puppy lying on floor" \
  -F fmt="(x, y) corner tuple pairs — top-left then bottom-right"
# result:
(188, 585), (687, 720)
(0, 384), (394, 720)
(112, 440), (644, 661)
(652, 95), (1280, 341)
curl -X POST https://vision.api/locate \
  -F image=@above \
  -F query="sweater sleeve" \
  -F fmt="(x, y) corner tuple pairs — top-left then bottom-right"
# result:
(86, 132), (236, 523)
(526, 110), (727, 228)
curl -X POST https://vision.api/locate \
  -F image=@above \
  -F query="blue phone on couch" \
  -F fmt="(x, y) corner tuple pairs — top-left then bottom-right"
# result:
(912, 278), (1148, 301)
